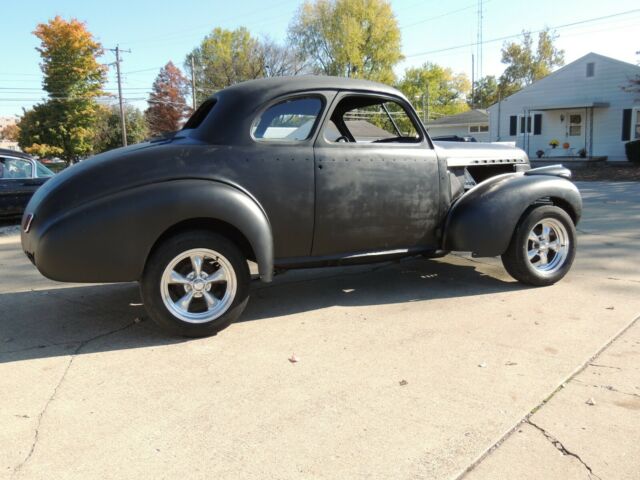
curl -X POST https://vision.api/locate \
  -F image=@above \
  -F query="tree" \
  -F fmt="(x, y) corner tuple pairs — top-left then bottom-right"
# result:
(94, 105), (149, 153)
(145, 62), (191, 136)
(0, 123), (20, 142)
(623, 51), (640, 94)
(288, 0), (403, 83)
(499, 29), (564, 95)
(185, 27), (264, 104)
(18, 16), (106, 161)
(397, 63), (471, 120)
(260, 37), (308, 77)
(469, 75), (499, 109)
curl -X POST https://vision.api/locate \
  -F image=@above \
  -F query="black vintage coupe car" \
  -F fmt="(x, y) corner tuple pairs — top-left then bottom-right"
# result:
(21, 77), (582, 337)
(0, 149), (54, 218)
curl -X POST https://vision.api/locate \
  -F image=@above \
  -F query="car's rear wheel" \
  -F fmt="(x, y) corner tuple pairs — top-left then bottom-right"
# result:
(501, 205), (576, 286)
(141, 231), (250, 337)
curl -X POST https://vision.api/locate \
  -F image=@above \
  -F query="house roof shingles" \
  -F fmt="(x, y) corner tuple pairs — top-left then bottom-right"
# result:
(426, 109), (488, 127)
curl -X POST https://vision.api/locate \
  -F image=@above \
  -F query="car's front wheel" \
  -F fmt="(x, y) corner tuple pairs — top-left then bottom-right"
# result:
(501, 205), (576, 286)
(141, 231), (250, 337)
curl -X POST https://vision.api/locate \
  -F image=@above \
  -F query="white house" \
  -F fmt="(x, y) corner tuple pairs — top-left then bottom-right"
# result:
(426, 109), (490, 142)
(487, 53), (640, 161)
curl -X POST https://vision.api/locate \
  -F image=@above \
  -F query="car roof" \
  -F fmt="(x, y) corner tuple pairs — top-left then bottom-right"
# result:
(190, 75), (411, 145)
(214, 75), (404, 102)
(0, 148), (33, 160)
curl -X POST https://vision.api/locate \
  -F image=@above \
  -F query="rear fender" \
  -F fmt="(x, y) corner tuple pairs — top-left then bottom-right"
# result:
(34, 179), (274, 282)
(442, 173), (582, 256)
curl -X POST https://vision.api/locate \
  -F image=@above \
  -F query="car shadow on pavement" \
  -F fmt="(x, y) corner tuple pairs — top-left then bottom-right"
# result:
(0, 257), (525, 364)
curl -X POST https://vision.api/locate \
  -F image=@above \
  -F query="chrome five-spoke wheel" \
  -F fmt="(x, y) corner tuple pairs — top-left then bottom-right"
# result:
(501, 205), (576, 286)
(526, 219), (569, 275)
(142, 231), (250, 337)
(160, 248), (237, 323)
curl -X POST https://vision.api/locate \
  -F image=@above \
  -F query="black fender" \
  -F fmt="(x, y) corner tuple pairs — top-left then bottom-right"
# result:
(442, 173), (582, 256)
(32, 179), (274, 283)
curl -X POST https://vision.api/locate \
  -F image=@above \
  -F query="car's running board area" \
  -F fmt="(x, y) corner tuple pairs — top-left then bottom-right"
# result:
(274, 246), (442, 269)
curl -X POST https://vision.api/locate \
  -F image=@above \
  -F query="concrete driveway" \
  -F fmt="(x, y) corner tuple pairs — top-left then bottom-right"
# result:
(1, 181), (639, 479)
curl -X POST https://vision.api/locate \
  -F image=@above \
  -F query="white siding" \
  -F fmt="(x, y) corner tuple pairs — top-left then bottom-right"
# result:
(488, 53), (640, 161)
(427, 125), (490, 142)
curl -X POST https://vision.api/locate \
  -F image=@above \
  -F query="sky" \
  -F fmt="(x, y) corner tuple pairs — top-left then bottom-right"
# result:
(1, 0), (639, 118)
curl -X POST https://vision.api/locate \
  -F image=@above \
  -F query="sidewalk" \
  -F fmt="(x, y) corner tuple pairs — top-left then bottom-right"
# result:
(465, 317), (640, 479)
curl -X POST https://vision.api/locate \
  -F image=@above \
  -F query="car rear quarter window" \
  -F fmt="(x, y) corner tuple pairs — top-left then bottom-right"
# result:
(0, 157), (33, 179)
(251, 97), (323, 142)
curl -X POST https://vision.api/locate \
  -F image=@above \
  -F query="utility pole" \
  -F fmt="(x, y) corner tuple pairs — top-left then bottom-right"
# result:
(109, 45), (131, 147)
(190, 56), (197, 110)
(425, 83), (429, 123)
(471, 54), (475, 109)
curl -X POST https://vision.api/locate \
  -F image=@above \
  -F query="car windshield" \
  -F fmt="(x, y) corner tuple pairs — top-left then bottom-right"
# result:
(36, 161), (54, 177)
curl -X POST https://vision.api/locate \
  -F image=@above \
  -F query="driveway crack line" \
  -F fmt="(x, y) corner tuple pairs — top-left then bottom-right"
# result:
(527, 420), (601, 479)
(453, 313), (640, 480)
(571, 379), (640, 398)
(11, 321), (137, 477)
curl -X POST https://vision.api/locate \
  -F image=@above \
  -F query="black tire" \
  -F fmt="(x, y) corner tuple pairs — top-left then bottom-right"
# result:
(141, 231), (250, 337)
(501, 205), (576, 286)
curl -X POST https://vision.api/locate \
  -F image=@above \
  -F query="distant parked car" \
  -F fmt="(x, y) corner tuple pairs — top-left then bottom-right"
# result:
(431, 135), (478, 142)
(0, 149), (54, 218)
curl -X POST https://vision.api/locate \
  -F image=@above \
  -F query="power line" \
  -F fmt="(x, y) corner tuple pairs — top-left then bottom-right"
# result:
(400, 1), (484, 30)
(405, 8), (640, 58)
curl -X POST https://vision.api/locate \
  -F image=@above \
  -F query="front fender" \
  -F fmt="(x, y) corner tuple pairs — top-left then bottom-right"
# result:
(29, 179), (274, 282)
(442, 173), (582, 256)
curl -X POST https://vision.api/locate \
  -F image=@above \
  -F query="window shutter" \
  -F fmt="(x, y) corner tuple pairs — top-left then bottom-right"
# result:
(509, 116), (517, 136)
(533, 114), (542, 135)
(622, 109), (632, 141)
(526, 116), (532, 133)
(519, 117), (525, 134)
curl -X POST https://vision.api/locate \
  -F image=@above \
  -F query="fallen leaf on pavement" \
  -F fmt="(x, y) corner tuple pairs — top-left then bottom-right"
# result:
(288, 354), (299, 363)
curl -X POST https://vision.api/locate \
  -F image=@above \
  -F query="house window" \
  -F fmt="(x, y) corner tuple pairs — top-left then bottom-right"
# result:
(519, 115), (532, 135)
(468, 125), (488, 133)
(569, 114), (582, 136)
(635, 110), (640, 139)
(586, 62), (595, 78)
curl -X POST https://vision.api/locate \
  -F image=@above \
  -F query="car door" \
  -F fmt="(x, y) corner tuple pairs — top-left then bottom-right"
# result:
(0, 157), (39, 217)
(312, 92), (441, 256)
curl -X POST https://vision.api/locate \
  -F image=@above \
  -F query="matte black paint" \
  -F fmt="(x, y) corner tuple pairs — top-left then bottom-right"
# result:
(21, 76), (582, 284)
(443, 172), (582, 255)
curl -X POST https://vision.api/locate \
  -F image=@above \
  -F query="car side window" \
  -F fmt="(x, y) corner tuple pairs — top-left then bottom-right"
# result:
(0, 158), (33, 179)
(251, 97), (323, 142)
(36, 162), (54, 178)
(324, 96), (421, 144)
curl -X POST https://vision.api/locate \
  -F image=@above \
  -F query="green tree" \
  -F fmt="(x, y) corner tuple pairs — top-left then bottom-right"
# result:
(185, 27), (264, 104)
(397, 63), (471, 121)
(289, 0), (403, 83)
(94, 105), (149, 153)
(469, 75), (499, 109)
(145, 62), (191, 136)
(499, 28), (564, 95)
(18, 16), (106, 161)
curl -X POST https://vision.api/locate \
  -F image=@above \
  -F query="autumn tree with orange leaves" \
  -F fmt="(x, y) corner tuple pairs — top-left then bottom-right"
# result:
(145, 62), (191, 136)
(18, 16), (107, 161)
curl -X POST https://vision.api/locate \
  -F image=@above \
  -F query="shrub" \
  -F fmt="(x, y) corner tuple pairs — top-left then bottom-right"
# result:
(625, 140), (640, 163)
